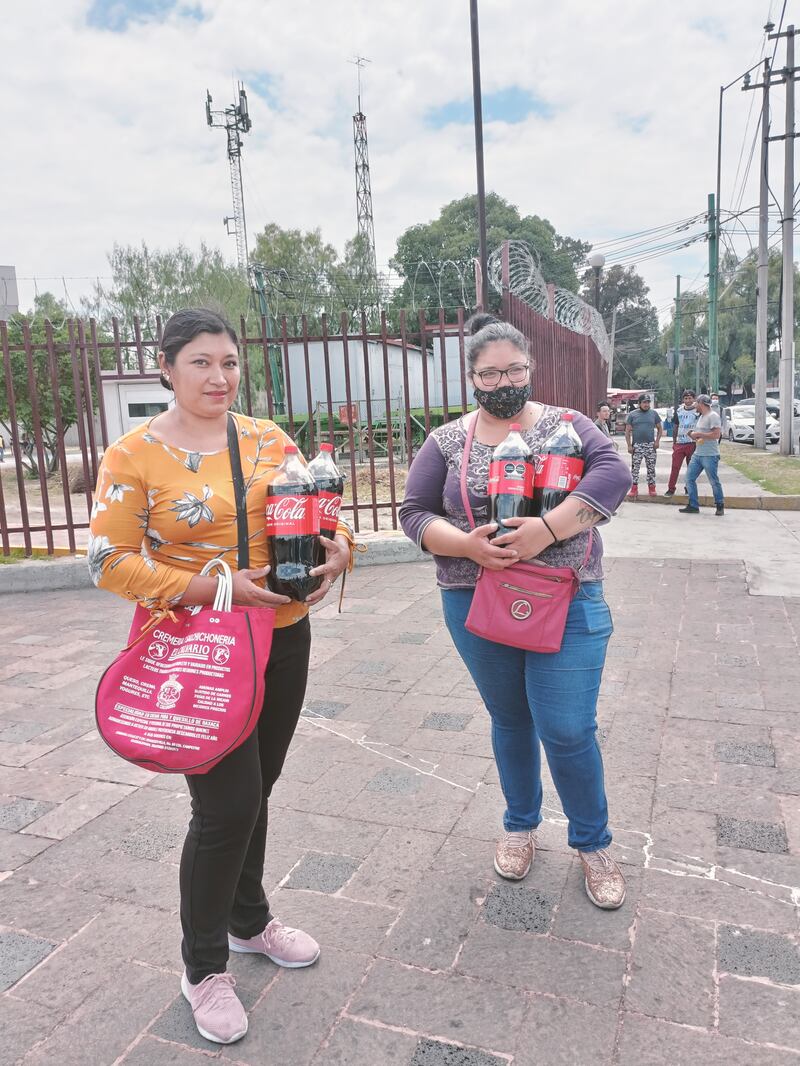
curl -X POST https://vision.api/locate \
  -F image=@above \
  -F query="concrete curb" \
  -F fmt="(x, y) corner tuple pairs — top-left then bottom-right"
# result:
(629, 494), (800, 510)
(0, 534), (430, 595)
(0, 556), (95, 595)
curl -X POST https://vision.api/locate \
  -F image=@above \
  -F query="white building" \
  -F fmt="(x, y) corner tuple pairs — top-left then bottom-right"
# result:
(278, 338), (437, 416)
(0, 265), (19, 319)
(100, 378), (171, 442)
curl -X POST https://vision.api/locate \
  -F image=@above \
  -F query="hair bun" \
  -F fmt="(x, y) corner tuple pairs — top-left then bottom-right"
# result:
(465, 312), (500, 336)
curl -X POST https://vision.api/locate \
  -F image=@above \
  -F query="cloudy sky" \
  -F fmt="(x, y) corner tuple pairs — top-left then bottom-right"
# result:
(2, 0), (791, 321)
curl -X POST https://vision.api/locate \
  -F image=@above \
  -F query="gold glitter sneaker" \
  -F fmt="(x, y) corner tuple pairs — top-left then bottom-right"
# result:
(579, 848), (626, 909)
(493, 830), (535, 880)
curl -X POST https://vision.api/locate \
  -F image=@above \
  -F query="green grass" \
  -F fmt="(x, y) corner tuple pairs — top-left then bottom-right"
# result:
(720, 442), (800, 495)
(0, 548), (65, 564)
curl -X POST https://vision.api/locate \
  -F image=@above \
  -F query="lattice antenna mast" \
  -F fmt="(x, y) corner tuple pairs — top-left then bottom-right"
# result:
(350, 56), (379, 303)
(206, 84), (252, 272)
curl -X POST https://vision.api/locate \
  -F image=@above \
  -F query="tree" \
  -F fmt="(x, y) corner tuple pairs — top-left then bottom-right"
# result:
(1, 293), (97, 477)
(579, 265), (661, 391)
(659, 248), (792, 399)
(734, 354), (756, 391)
(85, 241), (251, 339)
(390, 193), (589, 319)
(250, 224), (343, 332)
(634, 363), (675, 398)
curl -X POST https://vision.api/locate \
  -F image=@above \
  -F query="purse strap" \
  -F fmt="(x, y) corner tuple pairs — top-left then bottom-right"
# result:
(459, 410), (593, 568)
(227, 414), (250, 570)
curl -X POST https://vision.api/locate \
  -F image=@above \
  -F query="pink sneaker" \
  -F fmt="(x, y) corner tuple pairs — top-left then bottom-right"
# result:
(180, 971), (248, 1045)
(229, 917), (320, 968)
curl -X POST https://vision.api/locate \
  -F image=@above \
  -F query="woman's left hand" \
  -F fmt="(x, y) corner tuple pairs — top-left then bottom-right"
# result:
(306, 534), (351, 606)
(493, 517), (555, 559)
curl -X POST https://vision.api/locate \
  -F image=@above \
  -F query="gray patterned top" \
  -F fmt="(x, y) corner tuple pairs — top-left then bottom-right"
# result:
(399, 405), (632, 589)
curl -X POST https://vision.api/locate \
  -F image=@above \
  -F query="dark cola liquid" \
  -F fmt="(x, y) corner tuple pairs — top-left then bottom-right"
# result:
(266, 485), (323, 602)
(314, 474), (345, 567)
(532, 417), (584, 518)
(488, 427), (534, 538)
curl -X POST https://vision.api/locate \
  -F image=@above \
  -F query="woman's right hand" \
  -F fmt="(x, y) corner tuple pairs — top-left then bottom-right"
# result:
(232, 566), (291, 608)
(464, 523), (518, 571)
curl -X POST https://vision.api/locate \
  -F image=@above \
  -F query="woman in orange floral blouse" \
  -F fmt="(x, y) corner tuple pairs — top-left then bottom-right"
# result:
(89, 308), (354, 1046)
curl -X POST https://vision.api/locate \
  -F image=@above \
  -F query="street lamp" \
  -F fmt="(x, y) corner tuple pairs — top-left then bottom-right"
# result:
(588, 252), (605, 311)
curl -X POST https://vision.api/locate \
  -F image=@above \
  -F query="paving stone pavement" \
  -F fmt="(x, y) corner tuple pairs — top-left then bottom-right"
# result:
(0, 560), (799, 1065)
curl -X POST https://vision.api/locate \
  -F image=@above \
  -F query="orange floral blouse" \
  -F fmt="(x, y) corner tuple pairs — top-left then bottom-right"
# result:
(88, 414), (351, 629)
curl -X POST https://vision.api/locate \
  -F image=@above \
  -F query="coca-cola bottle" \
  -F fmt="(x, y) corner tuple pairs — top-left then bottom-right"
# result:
(488, 422), (534, 538)
(265, 444), (322, 602)
(532, 412), (585, 518)
(307, 442), (344, 568)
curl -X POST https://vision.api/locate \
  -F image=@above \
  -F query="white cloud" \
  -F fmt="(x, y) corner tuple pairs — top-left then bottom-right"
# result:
(1, 0), (784, 319)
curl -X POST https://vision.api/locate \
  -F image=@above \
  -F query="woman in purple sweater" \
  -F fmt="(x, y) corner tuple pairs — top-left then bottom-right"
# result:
(399, 315), (631, 908)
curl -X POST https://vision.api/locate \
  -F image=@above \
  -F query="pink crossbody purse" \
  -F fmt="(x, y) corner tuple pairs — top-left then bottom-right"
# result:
(459, 412), (592, 653)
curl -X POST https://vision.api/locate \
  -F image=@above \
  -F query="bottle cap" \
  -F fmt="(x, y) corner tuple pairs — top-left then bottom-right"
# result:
(561, 413), (574, 421)
(284, 444), (298, 454)
(510, 422), (521, 431)
(321, 443), (334, 453)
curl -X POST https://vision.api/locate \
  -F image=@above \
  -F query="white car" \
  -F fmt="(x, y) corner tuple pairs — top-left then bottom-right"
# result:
(724, 406), (780, 445)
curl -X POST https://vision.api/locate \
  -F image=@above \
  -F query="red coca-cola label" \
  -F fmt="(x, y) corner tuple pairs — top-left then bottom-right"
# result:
(534, 455), (584, 492)
(265, 494), (320, 536)
(488, 459), (534, 497)
(318, 490), (342, 533)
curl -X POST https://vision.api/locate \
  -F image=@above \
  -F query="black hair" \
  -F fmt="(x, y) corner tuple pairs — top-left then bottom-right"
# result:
(683, 389), (696, 398)
(463, 313), (530, 370)
(159, 308), (238, 391)
(465, 312), (501, 336)
(597, 401), (610, 411)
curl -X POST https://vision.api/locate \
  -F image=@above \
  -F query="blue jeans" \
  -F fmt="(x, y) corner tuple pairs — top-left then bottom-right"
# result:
(441, 582), (613, 851)
(686, 453), (724, 508)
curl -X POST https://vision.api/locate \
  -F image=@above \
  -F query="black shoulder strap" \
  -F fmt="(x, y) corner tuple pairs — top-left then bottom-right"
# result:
(227, 414), (250, 570)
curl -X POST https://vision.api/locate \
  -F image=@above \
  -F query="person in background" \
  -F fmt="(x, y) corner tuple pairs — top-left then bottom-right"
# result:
(666, 390), (698, 498)
(0, 432), (4, 463)
(594, 402), (612, 438)
(625, 394), (662, 499)
(400, 313), (632, 911)
(679, 394), (724, 516)
(664, 406), (674, 438)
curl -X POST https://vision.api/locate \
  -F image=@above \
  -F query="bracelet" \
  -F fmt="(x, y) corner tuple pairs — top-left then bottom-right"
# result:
(540, 515), (559, 545)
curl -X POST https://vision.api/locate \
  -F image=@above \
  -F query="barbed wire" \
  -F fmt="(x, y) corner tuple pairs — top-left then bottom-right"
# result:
(488, 240), (611, 359)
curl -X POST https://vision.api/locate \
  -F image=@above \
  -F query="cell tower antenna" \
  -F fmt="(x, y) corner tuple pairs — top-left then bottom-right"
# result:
(349, 55), (379, 313)
(206, 83), (252, 272)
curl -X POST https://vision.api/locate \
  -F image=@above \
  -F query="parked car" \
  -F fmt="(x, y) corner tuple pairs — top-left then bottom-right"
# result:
(724, 406), (780, 445)
(735, 397), (800, 418)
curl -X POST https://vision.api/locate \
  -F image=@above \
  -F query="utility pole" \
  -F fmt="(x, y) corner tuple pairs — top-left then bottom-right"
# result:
(607, 305), (617, 389)
(743, 59), (772, 449)
(769, 24), (798, 454)
(469, 0), (488, 309)
(707, 193), (719, 393)
(206, 85), (252, 272)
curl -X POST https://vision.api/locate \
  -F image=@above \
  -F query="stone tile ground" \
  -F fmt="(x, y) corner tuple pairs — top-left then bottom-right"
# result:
(0, 559), (799, 1064)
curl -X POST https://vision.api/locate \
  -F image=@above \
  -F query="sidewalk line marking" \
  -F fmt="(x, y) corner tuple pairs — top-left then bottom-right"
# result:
(298, 716), (799, 903)
(299, 710), (476, 793)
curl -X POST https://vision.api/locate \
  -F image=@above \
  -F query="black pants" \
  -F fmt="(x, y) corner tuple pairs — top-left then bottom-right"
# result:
(180, 616), (311, 983)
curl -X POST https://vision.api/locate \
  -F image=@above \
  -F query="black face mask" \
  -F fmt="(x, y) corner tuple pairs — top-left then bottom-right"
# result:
(473, 382), (531, 420)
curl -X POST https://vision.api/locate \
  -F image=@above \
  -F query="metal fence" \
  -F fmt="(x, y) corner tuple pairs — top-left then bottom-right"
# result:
(0, 244), (607, 557)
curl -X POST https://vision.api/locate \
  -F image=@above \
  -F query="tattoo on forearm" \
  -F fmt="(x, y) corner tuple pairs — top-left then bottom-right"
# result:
(575, 506), (602, 527)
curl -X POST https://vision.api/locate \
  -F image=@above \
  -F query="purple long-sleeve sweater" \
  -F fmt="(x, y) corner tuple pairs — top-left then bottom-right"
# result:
(399, 405), (632, 588)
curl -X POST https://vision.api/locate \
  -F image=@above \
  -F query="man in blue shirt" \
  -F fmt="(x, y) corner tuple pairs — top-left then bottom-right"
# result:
(666, 390), (698, 497)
